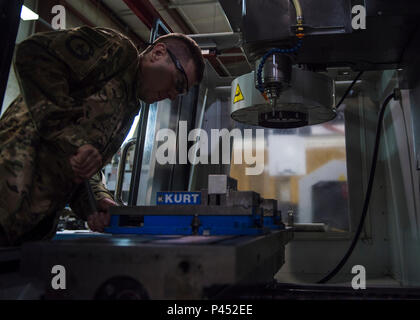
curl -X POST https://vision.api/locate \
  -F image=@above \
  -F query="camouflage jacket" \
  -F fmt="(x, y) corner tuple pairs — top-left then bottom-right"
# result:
(13, 26), (141, 218)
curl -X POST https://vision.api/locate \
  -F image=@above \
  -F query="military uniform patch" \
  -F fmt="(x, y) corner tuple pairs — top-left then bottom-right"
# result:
(65, 35), (94, 61)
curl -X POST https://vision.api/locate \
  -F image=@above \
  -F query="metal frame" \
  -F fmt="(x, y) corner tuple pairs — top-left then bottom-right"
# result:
(127, 19), (171, 206)
(115, 138), (137, 205)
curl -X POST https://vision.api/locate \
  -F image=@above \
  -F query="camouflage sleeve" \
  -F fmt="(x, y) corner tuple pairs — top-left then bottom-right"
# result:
(13, 26), (138, 154)
(68, 171), (114, 220)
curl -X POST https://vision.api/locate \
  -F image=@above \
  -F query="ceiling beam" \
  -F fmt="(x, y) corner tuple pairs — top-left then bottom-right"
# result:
(204, 53), (229, 77)
(168, 1), (217, 9)
(88, 0), (147, 49)
(157, 0), (195, 34)
(122, 0), (172, 32)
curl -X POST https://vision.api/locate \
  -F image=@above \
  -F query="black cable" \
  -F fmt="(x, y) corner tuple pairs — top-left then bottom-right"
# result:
(335, 71), (364, 109)
(317, 91), (397, 284)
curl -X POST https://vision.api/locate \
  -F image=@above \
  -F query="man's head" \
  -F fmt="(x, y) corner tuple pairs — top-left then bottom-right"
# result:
(137, 33), (205, 104)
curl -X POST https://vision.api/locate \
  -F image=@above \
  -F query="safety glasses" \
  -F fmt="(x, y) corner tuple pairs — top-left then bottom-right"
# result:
(166, 48), (189, 96)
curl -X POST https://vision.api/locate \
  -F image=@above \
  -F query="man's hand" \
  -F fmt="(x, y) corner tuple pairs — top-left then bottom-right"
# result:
(87, 198), (117, 232)
(70, 144), (102, 183)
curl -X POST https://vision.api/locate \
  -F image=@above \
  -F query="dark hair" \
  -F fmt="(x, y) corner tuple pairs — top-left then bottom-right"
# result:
(151, 33), (205, 84)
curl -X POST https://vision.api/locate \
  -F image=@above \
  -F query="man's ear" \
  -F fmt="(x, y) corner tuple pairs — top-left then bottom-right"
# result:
(150, 42), (167, 62)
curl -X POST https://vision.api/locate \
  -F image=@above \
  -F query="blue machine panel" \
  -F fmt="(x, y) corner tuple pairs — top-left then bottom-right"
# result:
(104, 210), (274, 236)
(263, 216), (282, 230)
(157, 192), (201, 205)
(104, 192), (284, 236)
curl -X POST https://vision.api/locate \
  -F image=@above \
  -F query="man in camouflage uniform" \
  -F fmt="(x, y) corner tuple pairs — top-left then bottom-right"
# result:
(0, 26), (205, 246)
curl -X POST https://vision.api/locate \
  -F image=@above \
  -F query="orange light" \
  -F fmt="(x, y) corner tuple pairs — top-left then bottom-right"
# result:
(262, 92), (269, 101)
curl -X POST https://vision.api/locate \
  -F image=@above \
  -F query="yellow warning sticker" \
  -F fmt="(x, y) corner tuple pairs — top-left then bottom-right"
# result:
(233, 84), (244, 104)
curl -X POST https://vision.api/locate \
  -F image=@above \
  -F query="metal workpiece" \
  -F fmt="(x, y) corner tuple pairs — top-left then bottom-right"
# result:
(200, 188), (261, 209)
(208, 174), (238, 194)
(207, 190), (261, 208)
(260, 199), (279, 217)
(225, 190), (261, 208)
(207, 175), (262, 209)
(19, 230), (293, 299)
(231, 69), (335, 128)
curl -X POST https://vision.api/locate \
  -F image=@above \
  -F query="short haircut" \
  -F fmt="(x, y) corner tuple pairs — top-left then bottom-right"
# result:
(149, 33), (205, 84)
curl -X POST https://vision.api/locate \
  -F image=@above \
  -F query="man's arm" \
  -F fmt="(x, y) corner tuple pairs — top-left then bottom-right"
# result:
(68, 171), (115, 220)
(13, 26), (138, 155)
(14, 26), (136, 228)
